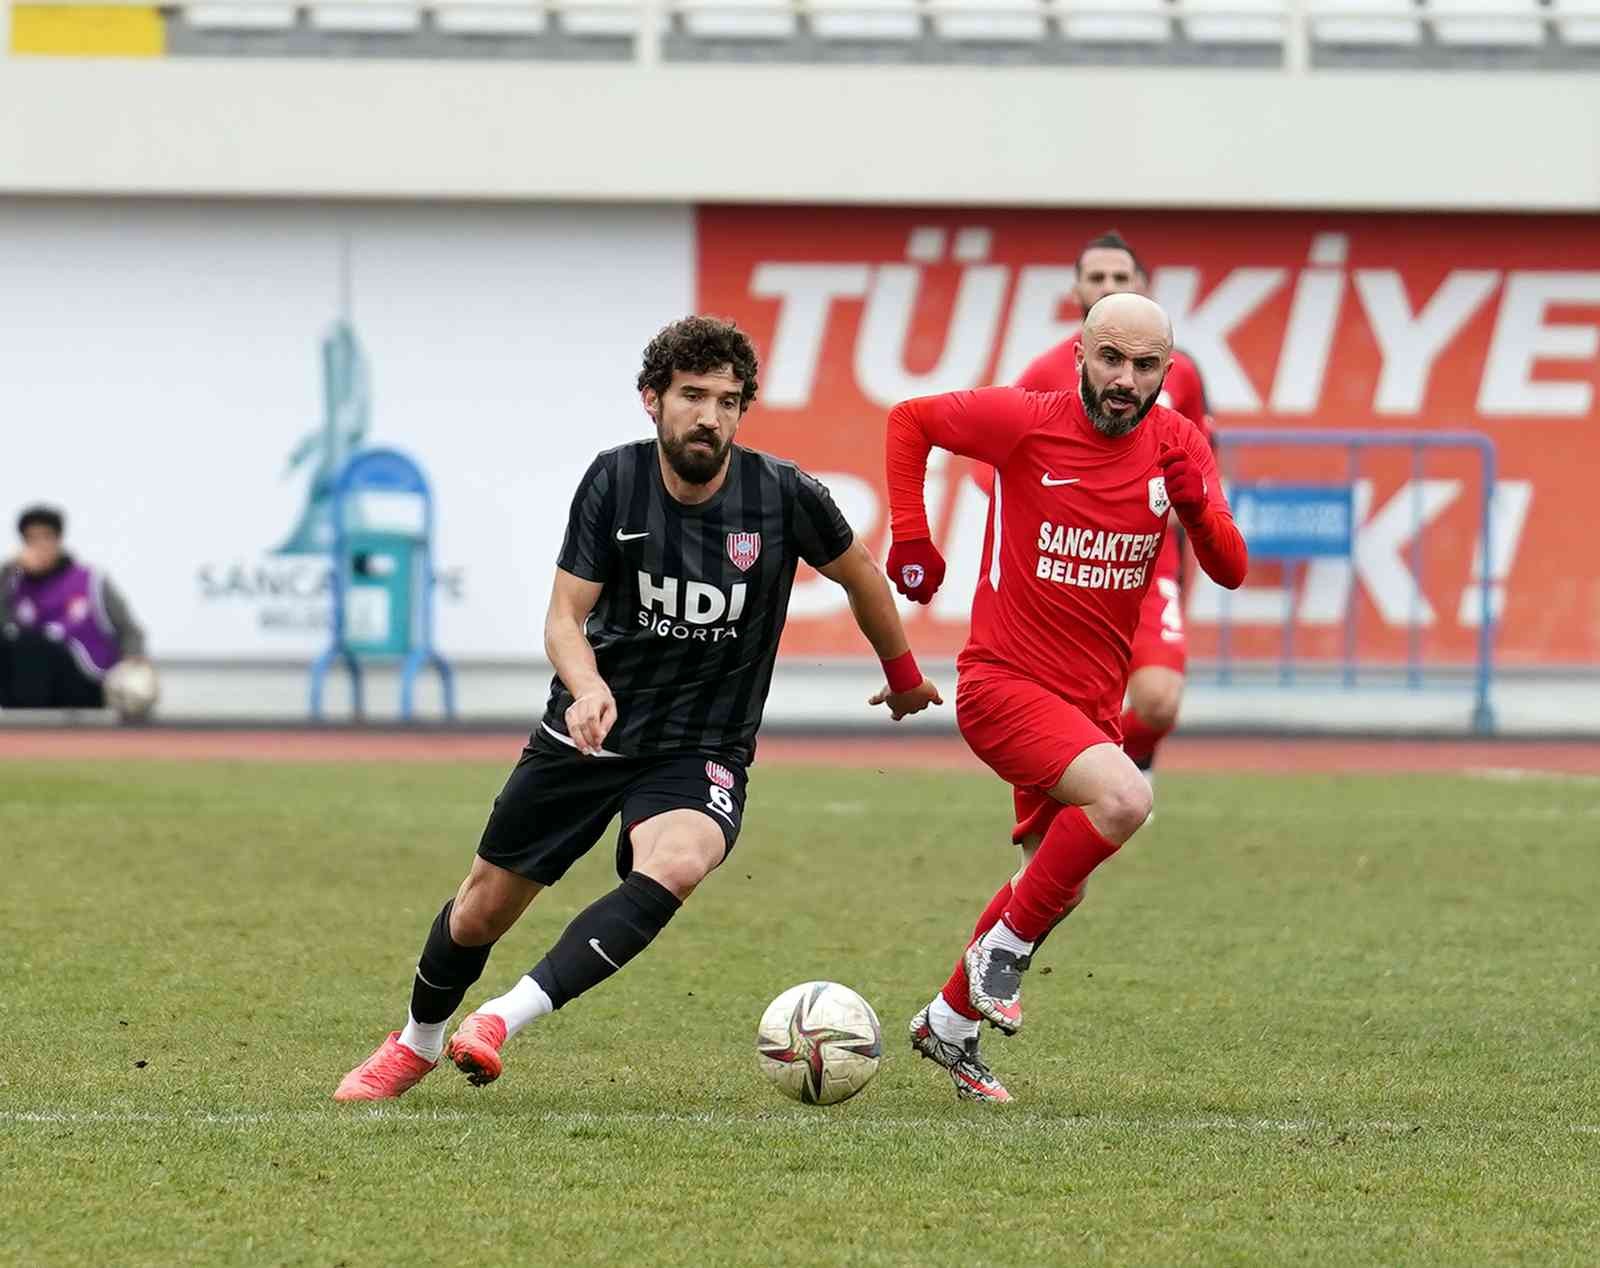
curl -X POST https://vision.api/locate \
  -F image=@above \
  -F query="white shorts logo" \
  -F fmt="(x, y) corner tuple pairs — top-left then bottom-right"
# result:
(900, 563), (925, 589)
(705, 760), (735, 790)
(1148, 476), (1171, 518)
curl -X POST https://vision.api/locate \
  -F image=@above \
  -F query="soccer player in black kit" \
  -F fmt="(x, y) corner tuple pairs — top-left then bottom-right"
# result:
(336, 316), (942, 1100)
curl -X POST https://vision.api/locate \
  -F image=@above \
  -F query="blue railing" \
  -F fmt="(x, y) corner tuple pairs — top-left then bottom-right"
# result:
(1210, 429), (1498, 734)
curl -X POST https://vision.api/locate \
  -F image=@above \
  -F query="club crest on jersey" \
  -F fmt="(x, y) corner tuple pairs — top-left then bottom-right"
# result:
(705, 760), (736, 790)
(726, 531), (762, 572)
(1148, 476), (1171, 518)
(900, 564), (925, 590)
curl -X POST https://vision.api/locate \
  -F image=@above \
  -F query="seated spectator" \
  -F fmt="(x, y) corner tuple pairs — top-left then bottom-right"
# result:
(0, 505), (149, 710)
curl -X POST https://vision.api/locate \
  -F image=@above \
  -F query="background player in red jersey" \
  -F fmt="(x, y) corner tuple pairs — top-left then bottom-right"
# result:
(885, 294), (1247, 1102)
(1015, 230), (1215, 789)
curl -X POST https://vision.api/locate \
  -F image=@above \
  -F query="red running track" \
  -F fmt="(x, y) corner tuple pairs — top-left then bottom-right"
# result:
(0, 729), (1596, 775)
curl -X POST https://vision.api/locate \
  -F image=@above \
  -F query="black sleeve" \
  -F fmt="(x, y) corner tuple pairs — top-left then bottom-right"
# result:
(556, 454), (617, 582)
(792, 470), (855, 569)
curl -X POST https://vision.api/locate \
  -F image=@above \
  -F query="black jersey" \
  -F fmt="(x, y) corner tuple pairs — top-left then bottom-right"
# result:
(543, 440), (854, 764)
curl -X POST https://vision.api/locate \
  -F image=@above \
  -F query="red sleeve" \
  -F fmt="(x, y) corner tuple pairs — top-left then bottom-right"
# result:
(886, 387), (1044, 540)
(1176, 422), (1247, 590)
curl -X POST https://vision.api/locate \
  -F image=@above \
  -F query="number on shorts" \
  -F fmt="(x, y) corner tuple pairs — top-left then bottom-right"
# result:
(708, 785), (735, 815)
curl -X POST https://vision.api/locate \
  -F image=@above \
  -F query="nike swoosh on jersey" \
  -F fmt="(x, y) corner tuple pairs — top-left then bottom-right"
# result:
(1041, 475), (1081, 487)
(615, 530), (651, 542)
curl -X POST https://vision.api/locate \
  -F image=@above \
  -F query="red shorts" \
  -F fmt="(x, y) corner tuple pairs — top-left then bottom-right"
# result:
(1129, 533), (1187, 676)
(956, 660), (1121, 844)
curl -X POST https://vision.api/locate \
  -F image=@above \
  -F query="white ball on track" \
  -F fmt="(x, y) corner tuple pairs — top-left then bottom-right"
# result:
(104, 659), (159, 720)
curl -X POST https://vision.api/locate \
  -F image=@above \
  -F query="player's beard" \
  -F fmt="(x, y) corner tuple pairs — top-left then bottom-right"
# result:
(1080, 364), (1161, 438)
(659, 423), (731, 485)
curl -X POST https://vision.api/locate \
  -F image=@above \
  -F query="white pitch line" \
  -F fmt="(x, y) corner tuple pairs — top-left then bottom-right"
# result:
(1465, 768), (1600, 786)
(3, 1109), (1597, 1135)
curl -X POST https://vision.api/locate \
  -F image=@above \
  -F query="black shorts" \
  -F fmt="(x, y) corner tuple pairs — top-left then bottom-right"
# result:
(476, 728), (749, 886)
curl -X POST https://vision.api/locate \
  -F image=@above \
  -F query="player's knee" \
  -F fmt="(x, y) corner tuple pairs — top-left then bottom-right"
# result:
(637, 830), (725, 900)
(1130, 679), (1183, 734)
(1093, 773), (1153, 844)
(448, 900), (509, 947)
(449, 875), (530, 945)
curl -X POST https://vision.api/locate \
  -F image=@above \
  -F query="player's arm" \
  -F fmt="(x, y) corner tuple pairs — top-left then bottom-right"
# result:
(816, 538), (943, 722)
(793, 469), (941, 722)
(884, 387), (1042, 604)
(1158, 427), (1248, 590)
(547, 455), (620, 754)
(544, 568), (615, 755)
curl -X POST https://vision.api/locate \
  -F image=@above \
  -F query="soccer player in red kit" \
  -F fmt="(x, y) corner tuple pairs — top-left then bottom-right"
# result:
(884, 294), (1247, 1101)
(1015, 230), (1214, 785)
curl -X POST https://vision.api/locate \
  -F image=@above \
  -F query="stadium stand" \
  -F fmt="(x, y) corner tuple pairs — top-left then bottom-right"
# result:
(1310, 0), (1422, 46)
(431, 0), (550, 33)
(930, 0), (1049, 43)
(11, 0), (1600, 65)
(1183, 0), (1286, 43)
(184, 3), (296, 28)
(1430, 0), (1544, 43)
(810, 0), (923, 40)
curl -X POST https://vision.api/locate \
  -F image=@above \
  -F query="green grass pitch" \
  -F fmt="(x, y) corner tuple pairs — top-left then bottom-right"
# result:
(3, 756), (1598, 1266)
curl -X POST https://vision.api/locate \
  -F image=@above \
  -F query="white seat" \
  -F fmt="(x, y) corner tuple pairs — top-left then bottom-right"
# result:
(682, 0), (797, 37)
(932, 0), (1049, 42)
(1183, 0), (1285, 42)
(809, 0), (922, 39)
(1059, 0), (1171, 42)
(560, 0), (667, 35)
(1428, 0), (1544, 44)
(1552, 0), (1600, 43)
(1310, 0), (1421, 44)
(434, 0), (549, 34)
(183, 2), (299, 29)
(309, 0), (422, 31)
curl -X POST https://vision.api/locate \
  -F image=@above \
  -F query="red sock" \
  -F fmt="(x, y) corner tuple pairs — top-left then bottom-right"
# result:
(1120, 705), (1169, 768)
(1004, 806), (1119, 941)
(939, 879), (1013, 1020)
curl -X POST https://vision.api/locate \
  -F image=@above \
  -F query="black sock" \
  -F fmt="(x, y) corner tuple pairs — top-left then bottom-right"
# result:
(408, 900), (495, 1024)
(529, 872), (682, 1010)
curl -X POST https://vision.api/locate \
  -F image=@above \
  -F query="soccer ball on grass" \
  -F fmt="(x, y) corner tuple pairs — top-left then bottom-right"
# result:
(755, 980), (882, 1105)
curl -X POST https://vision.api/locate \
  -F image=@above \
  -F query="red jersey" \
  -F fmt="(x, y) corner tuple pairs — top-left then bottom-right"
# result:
(1015, 333), (1213, 437)
(887, 387), (1245, 720)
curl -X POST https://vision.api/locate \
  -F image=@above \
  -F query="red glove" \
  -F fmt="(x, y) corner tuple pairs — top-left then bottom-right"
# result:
(1158, 445), (1208, 521)
(886, 537), (946, 605)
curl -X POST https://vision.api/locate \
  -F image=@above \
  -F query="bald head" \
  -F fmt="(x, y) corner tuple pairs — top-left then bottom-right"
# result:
(1082, 292), (1173, 351)
(1076, 294), (1174, 438)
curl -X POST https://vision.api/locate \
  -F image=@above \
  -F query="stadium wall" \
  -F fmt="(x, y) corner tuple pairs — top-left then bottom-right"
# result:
(0, 59), (1599, 210)
(2, 195), (1596, 734)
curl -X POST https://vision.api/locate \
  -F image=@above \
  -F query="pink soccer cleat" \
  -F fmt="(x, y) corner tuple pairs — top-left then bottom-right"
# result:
(445, 1012), (509, 1087)
(908, 1004), (1013, 1103)
(333, 1032), (436, 1102)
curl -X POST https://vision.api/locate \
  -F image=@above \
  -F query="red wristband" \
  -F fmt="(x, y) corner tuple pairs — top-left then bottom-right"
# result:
(881, 650), (922, 694)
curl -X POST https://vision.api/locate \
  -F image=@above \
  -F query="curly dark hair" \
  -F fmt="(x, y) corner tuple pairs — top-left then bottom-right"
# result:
(636, 316), (759, 411)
